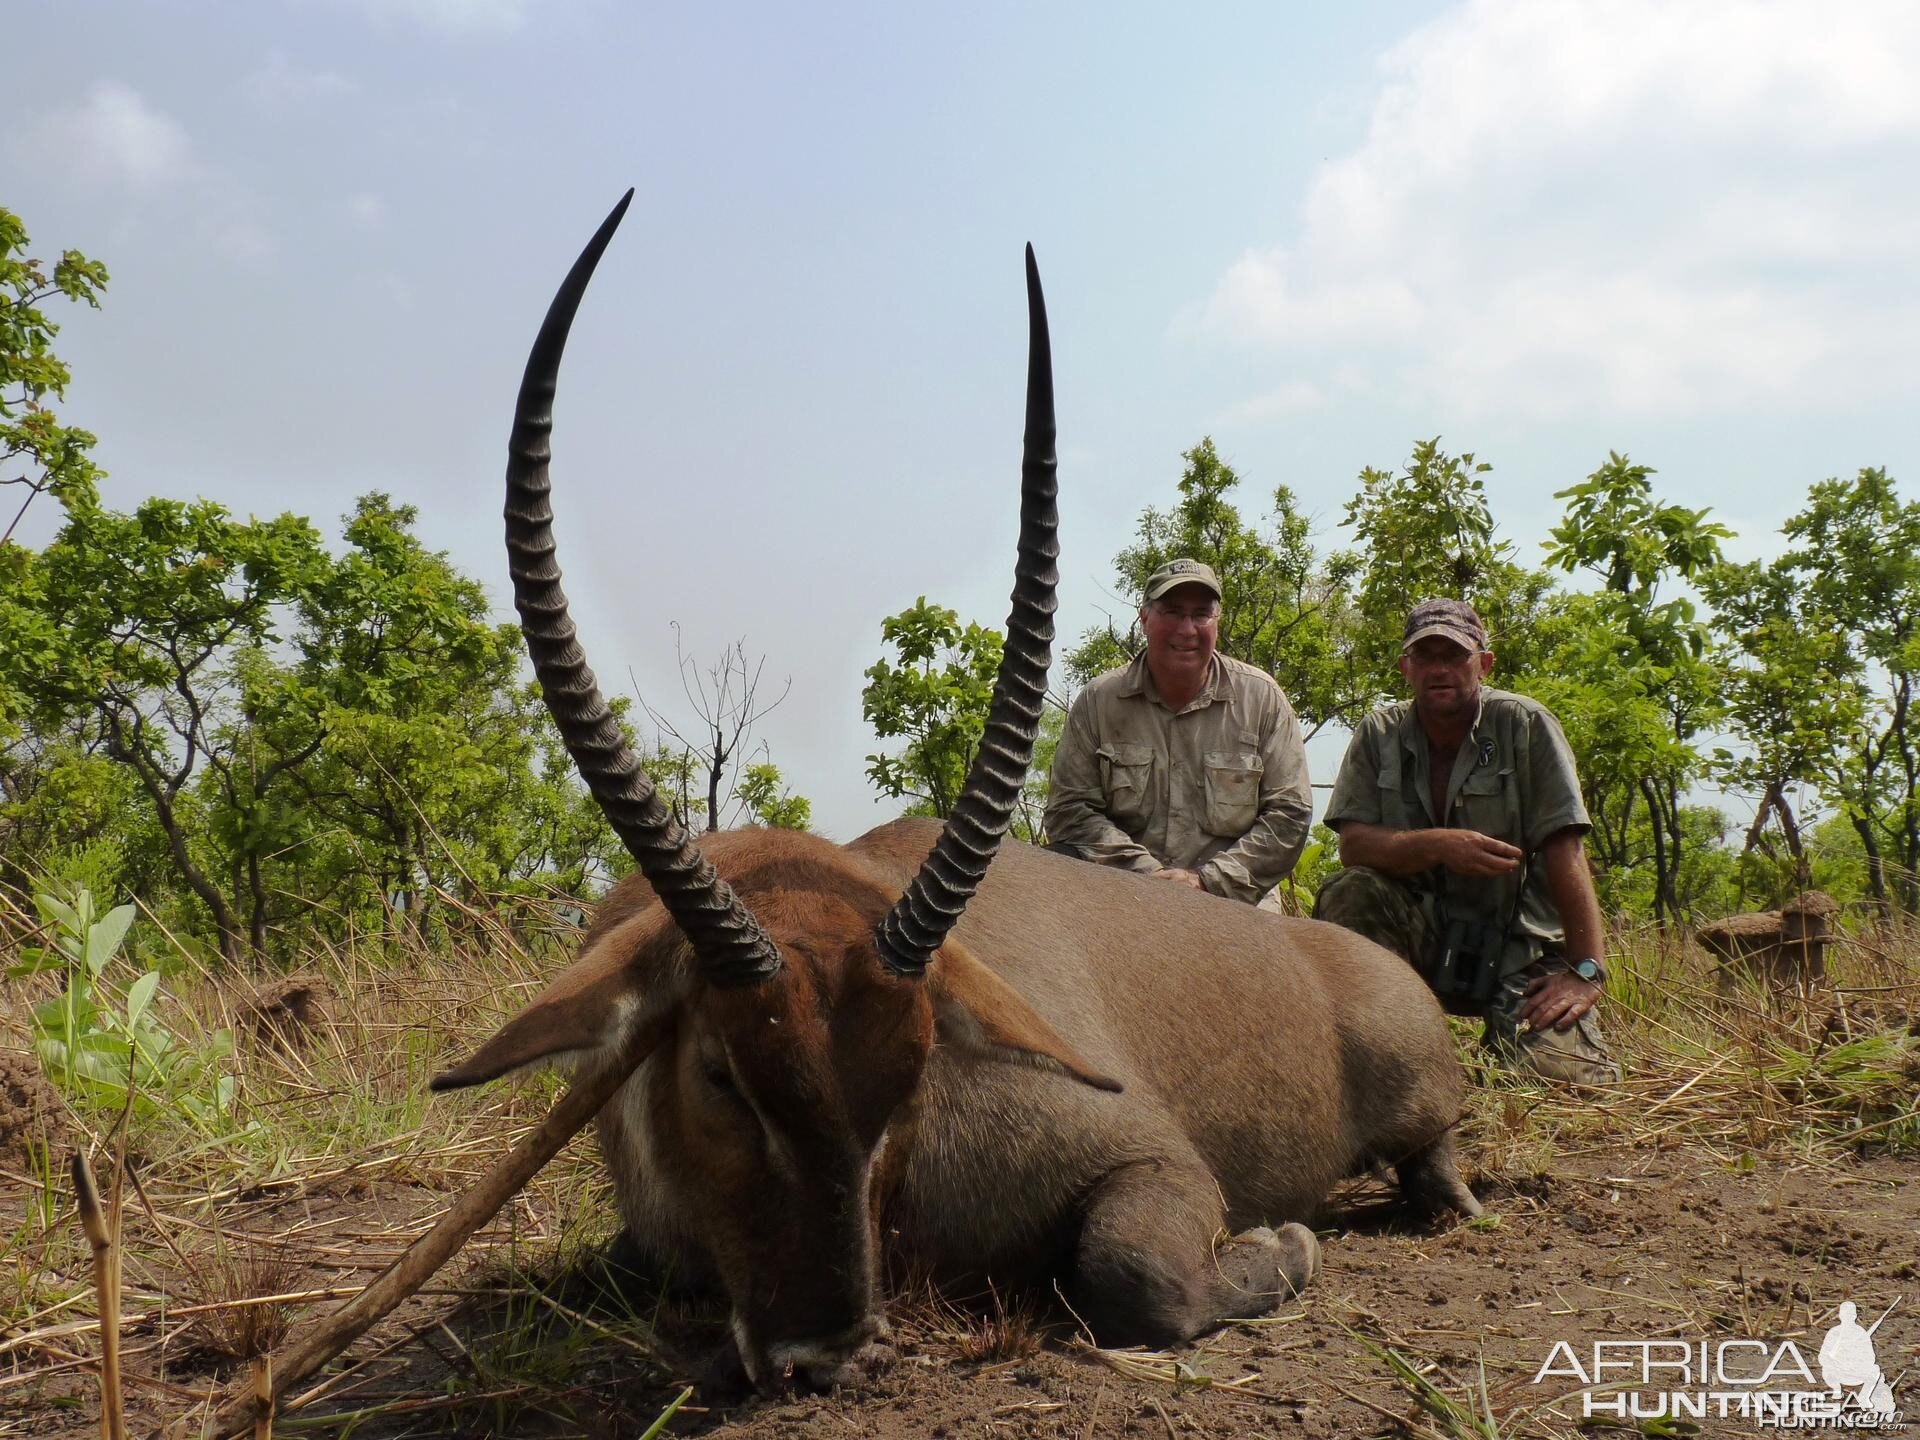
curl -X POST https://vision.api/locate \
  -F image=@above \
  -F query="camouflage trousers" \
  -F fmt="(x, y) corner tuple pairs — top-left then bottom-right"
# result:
(1312, 866), (1622, 1086)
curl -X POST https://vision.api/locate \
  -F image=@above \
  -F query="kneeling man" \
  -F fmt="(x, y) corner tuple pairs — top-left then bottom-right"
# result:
(1044, 559), (1311, 905)
(1315, 599), (1621, 1084)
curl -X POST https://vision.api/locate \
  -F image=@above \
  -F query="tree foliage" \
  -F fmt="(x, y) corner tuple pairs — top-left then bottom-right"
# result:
(0, 206), (107, 539)
(1772, 469), (1920, 912)
(862, 598), (1002, 820)
(1535, 454), (1732, 922)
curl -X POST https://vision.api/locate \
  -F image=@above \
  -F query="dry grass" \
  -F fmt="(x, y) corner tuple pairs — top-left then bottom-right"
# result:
(944, 1285), (1050, 1365)
(1458, 915), (1920, 1200)
(0, 895), (617, 1432)
(171, 1235), (307, 1365)
(0, 890), (1914, 1435)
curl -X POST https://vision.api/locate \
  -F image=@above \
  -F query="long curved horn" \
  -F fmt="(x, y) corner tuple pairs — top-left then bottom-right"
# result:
(506, 191), (780, 987)
(876, 246), (1057, 978)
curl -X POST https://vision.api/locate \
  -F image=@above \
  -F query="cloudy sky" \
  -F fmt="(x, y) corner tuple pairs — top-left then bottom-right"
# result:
(10, 0), (1918, 838)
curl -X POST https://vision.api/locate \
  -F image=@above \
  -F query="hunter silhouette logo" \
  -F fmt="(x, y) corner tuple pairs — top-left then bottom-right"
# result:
(1531, 1295), (1907, 1429)
(1820, 1301), (1901, 1420)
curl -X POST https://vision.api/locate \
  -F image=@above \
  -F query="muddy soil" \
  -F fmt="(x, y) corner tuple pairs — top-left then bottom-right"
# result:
(12, 1138), (1916, 1440)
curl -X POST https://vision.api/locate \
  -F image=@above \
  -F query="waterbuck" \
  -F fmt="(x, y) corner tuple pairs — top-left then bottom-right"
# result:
(433, 193), (1480, 1393)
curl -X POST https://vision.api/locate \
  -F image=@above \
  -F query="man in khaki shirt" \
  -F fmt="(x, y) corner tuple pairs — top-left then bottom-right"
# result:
(1043, 558), (1312, 905)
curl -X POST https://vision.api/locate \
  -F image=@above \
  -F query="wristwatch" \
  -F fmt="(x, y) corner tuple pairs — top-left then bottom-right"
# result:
(1570, 957), (1605, 985)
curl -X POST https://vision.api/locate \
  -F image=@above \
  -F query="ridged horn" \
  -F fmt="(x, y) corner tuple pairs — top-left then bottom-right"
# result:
(876, 246), (1057, 978)
(505, 190), (780, 987)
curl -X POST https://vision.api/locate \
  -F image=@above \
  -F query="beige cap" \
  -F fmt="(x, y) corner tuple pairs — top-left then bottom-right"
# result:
(1143, 558), (1223, 603)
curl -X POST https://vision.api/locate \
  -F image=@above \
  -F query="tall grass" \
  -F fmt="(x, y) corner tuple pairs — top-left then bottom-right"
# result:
(1461, 911), (1920, 1190)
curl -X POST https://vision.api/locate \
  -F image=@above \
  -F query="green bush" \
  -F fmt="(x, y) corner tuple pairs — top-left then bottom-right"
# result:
(16, 887), (238, 1131)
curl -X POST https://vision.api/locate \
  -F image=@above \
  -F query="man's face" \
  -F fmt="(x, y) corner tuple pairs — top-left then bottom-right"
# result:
(1139, 583), (1219, 692)
(1398, 635), (1494, 723)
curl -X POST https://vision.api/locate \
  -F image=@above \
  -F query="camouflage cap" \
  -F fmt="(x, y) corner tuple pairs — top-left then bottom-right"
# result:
(1142, 558), (1223, 603)
(1402, 597), (1487, 654)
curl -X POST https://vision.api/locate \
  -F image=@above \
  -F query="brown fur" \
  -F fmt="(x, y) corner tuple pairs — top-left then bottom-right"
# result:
(438, 818), (1475, 1388)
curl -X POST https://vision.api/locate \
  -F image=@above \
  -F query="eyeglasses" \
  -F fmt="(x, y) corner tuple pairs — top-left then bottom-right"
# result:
(1151, 605), (1219, 625)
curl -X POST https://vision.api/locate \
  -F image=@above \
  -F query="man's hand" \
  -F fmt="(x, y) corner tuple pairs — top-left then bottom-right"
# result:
(1432, 829), (1522, 877)
(1520, 970), (1601, 1031)
(1150, 867), (1206, 890)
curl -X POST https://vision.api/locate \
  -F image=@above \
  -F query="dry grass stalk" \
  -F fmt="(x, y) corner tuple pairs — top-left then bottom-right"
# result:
(70, 1146), (128, 1440)
(1066, 1338), (1266, 1395)
(248, 1355), (270, 1440)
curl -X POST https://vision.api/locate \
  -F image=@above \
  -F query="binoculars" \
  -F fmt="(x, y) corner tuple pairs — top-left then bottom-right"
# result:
(1428, 915), (1506, 1006)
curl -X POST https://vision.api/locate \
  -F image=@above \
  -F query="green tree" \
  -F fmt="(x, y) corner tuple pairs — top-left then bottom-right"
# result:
(283, 493), (536, 933)
(1770, 469), (1920, 912)
(861, 596), (1055, 839)
(1539, 453), (1731, 922)
(0, 208), (109, 838)
(0, 729), (150, 899)
(25, 495), (325, 964)
(1702, 554), (1865, 899)
(0, 207), (107, 542)
(738, 760), (812, 830)
(863, 597), (1002, 820)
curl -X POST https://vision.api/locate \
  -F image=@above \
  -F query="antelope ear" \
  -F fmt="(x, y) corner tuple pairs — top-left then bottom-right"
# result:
(431, 910), (680, 1092)
(927, 940), (1122, 1094)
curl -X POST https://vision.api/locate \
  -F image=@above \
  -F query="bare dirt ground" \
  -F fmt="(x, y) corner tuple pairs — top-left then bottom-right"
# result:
(11, 1132), (1916, 1439)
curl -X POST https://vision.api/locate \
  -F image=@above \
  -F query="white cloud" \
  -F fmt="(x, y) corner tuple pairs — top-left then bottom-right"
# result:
(19, 81), (194, 190)
(1220, 381), (1330, 425)
(1194, 0), (1920, 419)
(348, 192), (388, 229)
(244, 51), (358, 104)
(333, 0), (530, 34)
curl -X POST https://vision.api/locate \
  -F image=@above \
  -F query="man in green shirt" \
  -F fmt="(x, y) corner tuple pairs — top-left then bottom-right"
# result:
(1315, 598), (1621, 1084)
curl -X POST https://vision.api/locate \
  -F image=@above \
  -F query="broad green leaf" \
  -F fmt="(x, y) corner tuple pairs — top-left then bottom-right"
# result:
(128, 1018), (174, 1061)
(84, 905), (137, 975)
(68, 1033), (135, 1088)
(35, 892), (79, 934)
(123, 970), (160, 1030)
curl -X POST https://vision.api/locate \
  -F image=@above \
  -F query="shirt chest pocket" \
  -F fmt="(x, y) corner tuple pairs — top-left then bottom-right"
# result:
(1456, 765), (1517, 841)
(1202, 751), (1263, 837)
(1098, 743), (1157, 825)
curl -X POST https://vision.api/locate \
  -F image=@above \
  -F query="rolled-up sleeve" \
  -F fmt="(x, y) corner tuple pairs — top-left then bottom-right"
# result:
(1043, 693), (1160, 872)
(1324, 719), (1385, 831)
(1199, 692), (1313, 903)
